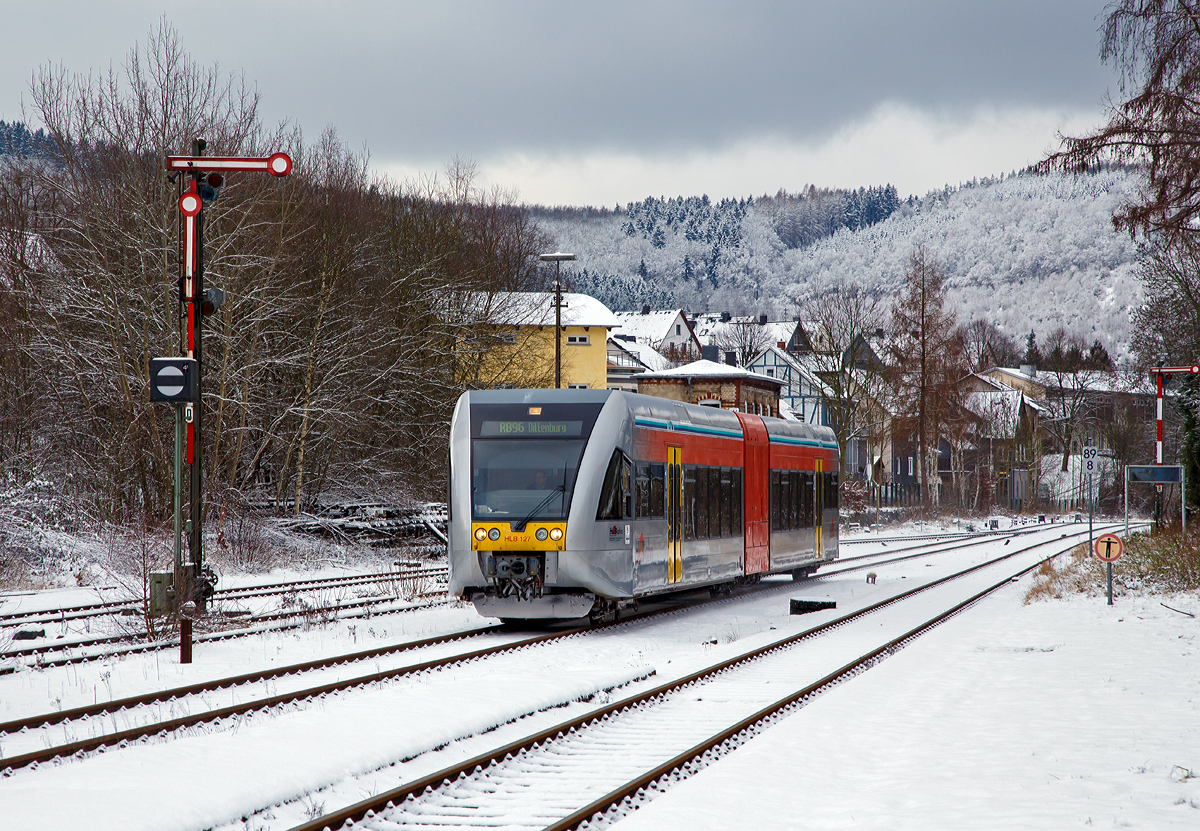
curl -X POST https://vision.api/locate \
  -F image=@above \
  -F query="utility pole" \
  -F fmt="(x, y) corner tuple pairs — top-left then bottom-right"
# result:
(539, 252), (576, 388)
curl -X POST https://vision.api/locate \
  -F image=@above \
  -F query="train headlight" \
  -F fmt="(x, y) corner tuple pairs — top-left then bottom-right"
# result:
(488, 527), (501, 541)
(474, 528), (488, 541)
(549, 527), (563, 541)
(535, 528), (549, 541)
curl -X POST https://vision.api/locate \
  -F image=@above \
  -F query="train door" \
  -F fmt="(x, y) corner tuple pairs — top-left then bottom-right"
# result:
(666, 446), (682, 583)
(814, 459), (824, 559)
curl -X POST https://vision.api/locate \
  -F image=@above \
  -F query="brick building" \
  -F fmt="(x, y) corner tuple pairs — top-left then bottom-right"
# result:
(635, 359), (783, 416)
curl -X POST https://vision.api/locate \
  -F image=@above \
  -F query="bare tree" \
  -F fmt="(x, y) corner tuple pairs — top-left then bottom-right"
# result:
(796, 282), (888, 480)
(711, 319), (773, 367)
(963, 318), (1021, 371)
(889, 246), (969, 511)
(0, 21), (555, 532)
(1047, 1), (1200, 251)
(1038, 327), (1113, 472)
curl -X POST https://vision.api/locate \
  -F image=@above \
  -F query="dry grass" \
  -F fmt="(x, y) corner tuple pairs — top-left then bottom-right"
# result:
(1024, 543), (1094, 603)
(1025, 530), (1200, 603)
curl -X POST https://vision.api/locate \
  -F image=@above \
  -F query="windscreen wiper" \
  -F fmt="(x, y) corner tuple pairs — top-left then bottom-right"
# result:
(513, 485), (564, 532)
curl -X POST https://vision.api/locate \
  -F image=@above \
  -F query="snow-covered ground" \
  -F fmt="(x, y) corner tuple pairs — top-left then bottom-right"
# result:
(2, 521), (1192, 830)
(614, 584), (1200, 829)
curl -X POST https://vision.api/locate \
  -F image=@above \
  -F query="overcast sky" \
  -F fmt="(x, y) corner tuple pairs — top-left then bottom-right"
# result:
(3, 1), (1118, 205)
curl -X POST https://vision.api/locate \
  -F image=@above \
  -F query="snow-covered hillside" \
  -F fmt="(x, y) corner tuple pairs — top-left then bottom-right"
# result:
(537, 169), (1143, 359)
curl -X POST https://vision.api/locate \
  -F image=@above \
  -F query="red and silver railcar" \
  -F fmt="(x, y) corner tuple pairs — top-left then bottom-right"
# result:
(448, 389), (839, 621)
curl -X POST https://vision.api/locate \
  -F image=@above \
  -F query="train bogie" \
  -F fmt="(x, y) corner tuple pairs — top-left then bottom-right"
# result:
(448, 389), (839, 620)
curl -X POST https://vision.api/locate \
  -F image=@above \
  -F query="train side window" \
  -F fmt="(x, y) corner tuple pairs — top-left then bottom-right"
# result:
(769, 470), (781, 531)
(650, 464), (665, 518)
(707, 467), (721, 539)
(777, 471), (789, 531)
(622, 456), (633, 519)
(801, 471), (814, 527)
(683, 466), (697, 540)
(789, 469), (799, 530)
(731, 468), (742, 535)
(597, 450), (625, 520)
(695, 465), (709, 539)
(635, 464), (651, 518)
(826, 471), (838, 510)
(719, 467), (732, 537)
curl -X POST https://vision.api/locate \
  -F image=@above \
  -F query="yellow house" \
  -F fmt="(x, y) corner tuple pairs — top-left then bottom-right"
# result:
(459, 291), (618, 390)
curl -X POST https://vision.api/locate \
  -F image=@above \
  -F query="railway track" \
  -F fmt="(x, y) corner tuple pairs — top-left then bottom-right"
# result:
(0, 528), (969, 670)
(0, 566), (448, 629)
(0, 524), (1119, 801)
(283, 524), (1119, 831)
(0, 579), (450, 672)
(0, 519), (1116, 682)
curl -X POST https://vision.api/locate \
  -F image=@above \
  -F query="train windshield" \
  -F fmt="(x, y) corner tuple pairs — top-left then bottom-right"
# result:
(471, 439), (586, 521)
(469, 402), (604, 522)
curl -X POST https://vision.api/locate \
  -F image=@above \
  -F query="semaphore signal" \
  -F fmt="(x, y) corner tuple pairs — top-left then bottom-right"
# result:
(150, 139), (293, 663)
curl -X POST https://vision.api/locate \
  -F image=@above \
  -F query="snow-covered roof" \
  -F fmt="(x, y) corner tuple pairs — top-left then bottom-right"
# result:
(969, 373), (1015, 392)
(608, 336), (672, 372)
(466, 291), (618, 328)
(611, 310), (689, 343)
(964, 390), (1025, 439)
(748, 344), (835, 396)
(637, 358), (784, 386)
(777, 397), (800, 421)
(987, 366), (1155, 396)
(687, 314), (796, 348)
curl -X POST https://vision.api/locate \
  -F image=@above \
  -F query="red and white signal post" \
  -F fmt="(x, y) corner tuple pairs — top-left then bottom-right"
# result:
(1147, 365), (1198, 528)
(164, 139), (291, 658)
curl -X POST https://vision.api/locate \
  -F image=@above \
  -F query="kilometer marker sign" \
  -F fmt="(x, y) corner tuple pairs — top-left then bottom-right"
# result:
(1094, 532), (1124, 562)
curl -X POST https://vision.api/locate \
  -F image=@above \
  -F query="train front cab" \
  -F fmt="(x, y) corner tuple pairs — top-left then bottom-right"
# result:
(449, 389), (619, 620)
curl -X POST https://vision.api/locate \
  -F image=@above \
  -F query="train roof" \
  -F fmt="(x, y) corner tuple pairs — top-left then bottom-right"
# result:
(461, 389), (837, 449)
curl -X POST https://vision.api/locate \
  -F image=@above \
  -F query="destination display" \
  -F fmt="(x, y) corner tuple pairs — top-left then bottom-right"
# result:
(479, 420), (583, 437)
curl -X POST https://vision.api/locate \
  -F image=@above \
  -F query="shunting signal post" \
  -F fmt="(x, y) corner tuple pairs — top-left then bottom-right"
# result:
(1148, 365), (1198, 527)
(150, 139), (292, 660)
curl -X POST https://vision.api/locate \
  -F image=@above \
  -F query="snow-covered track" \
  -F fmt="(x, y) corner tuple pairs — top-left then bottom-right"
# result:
(0, 591), (451, 672)
(0, 525), (1063, 772)
(284, 526), (1111, 831)
(0, 523), (1106, 672)
(0, 566), (448, 629)
(840, 518), (1086, 547)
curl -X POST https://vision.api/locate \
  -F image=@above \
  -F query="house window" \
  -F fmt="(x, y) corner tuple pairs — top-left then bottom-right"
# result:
(495, 332), (516, 344)
(567, 334), (590, 345)
(568, 383), (589, 389)
(765, 368), (774, 377)
(676, 324), (681, 336)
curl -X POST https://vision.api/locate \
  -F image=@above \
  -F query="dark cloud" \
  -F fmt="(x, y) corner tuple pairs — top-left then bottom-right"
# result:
(2, 1), (1116, 162)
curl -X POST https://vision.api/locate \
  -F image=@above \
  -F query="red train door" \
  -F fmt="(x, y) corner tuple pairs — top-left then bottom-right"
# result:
(735, 412), (770, 574)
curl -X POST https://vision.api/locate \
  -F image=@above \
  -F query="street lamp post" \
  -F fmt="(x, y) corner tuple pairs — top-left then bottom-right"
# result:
(539, 252), (576, 388)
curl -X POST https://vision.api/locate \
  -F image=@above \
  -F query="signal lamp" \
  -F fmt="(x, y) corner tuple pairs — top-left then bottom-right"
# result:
(549, 527), (563, 541)
(535, 528), (548, 541)
(474, 528), (487, 541)
(201, 287), (225, 316)
(200, 171), (224, 203)
(488, 527), (501, 541)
